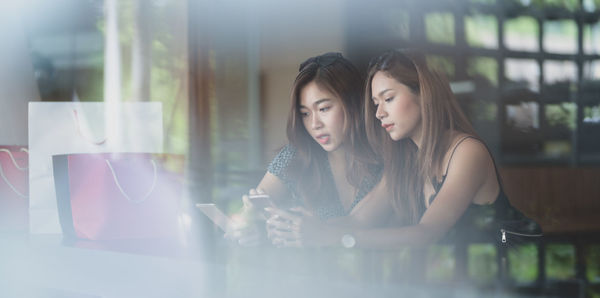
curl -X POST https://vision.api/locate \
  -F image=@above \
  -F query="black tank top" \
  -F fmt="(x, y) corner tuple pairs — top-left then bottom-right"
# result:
(428, 136), (515, 242)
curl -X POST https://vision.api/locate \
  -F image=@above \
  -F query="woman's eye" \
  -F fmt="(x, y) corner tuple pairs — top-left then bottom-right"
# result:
(319, 106), (331, 112)
(300, 111), (309, 117)
(385, 97), (394, 103)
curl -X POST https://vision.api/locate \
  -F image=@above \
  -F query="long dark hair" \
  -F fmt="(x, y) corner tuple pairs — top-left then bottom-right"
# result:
(286, 52), (376, 209)
(364, 49), (477, 224)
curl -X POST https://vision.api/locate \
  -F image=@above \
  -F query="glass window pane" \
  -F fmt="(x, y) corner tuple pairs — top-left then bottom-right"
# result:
(426, 55), (455, 78)
(508, 243), (539, 283)
(468, 57), (498, 86)
(586, 245), (600, 283)
(583, 0), (600, 12)
(383, 10), (410, 40)
(543, 0), (579, 11)
(426, 245), (455, 282)
(468, 244), (497, 284)
(544, 20), (577, 54)
(584, 104), (600, 124)
(543, 140), (572, 157)
(545, 102), (577, 131)
(504, 16), (539, 52)
(506, 59), (540, 92)
(546, 244), (576, 280)
(465, 15), (498, 49)
(583, 61), (600, 81)
(544, 60), (577, 85)
(506, 102), (540, 131)
(425, 12), (455, 45)
(584, 22), (600, 55)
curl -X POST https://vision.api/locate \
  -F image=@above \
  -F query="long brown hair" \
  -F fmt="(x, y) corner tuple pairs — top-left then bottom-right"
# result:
(286, 52), (377, 209)
(364, 49), (477, 224)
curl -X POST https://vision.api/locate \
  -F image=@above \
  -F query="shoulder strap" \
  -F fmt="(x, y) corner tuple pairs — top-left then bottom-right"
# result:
(442, 135), (477, 177)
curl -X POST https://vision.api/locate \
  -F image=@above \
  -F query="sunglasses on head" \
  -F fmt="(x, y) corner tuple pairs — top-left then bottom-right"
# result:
(299, 52), (344, 72)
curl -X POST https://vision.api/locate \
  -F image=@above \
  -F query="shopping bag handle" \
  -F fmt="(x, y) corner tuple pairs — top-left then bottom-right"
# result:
(72, 109), (107, 145)
(105, 159), (157, 204)
(0, 148), (28, 198)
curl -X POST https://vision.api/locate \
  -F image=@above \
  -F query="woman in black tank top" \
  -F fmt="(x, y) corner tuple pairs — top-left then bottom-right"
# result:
(269, 49), (540, 249)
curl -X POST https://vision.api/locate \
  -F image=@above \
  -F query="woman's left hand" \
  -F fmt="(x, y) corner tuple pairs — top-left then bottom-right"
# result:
(265, 207), (336, 248)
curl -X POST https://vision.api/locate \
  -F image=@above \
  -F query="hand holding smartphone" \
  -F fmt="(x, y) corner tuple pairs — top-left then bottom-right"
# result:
(247, 194), (274, 209)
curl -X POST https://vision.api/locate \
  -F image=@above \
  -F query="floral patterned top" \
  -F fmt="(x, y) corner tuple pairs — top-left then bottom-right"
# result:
(267, 144), (382, 219)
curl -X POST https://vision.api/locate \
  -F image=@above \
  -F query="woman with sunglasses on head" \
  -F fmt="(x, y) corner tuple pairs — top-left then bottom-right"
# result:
(226, 52), (385, 247)
(269, 49), (540, 248)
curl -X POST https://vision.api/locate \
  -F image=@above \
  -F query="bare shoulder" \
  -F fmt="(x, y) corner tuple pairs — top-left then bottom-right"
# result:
(445, 133), (491, 173)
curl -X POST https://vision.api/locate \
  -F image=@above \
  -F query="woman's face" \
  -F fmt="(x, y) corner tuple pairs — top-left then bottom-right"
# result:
(299, 81), (346, 152)
(370, 71), (421, 142)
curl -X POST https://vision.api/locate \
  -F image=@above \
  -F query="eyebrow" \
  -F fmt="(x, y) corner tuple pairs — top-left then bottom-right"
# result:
(372, 89), (393, 101)
(299, 98), (331, 109)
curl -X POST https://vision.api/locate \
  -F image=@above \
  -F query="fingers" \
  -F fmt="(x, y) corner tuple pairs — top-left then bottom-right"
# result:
(248, 188), (265, 196)
(264, 207), (301, 223)
(288, 206), (312, 217)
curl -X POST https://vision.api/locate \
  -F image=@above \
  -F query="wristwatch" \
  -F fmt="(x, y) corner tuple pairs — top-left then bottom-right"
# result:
(341, 233), (356, 248)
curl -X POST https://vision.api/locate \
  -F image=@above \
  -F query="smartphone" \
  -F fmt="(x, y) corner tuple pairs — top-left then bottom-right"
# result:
(247, 194), (274, 209)
(195, 203), (233, 232)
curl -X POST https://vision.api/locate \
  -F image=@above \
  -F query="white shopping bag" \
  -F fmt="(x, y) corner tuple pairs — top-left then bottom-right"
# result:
(28, 102), (163, 234)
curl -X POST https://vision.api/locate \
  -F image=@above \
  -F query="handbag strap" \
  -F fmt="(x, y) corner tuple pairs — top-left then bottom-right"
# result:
(105, 159), (158, 204)
(0, 149), (28, 198)
(72, 109), (108, 146)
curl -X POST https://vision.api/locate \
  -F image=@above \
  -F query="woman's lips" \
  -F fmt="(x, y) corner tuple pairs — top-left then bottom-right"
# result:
(316, 134), (330, 144)
(382, 123), (394, 131)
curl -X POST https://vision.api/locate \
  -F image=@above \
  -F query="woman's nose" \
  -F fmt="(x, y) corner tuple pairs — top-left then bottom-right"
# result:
(311, 114), (323, 129)
(375, 104), (386, 120)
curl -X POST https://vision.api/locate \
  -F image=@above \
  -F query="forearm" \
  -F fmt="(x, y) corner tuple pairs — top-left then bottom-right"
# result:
(329, 224), (445, 250)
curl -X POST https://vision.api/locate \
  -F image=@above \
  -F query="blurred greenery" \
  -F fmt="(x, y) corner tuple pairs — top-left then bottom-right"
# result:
(425, 12), (455, 45)
(584, 105), (600, 123)
(465, 15), (498, 49)
(384, 9), (410, 40)
(509, 244), (539, 283)
(587, 245), (600, 283)
(545, 103), (577, 131)
(426, 245), (455, 282)
(583, 23), (600, 55)
(504, 16), (539, 51)
(468, 244), (498, 284)
(546, 244), (576, 280)
(468, 57), (498, 86)
(544, 20), (577, 54)
(426, 55), (455, 78)
(97, 0), (189, 155)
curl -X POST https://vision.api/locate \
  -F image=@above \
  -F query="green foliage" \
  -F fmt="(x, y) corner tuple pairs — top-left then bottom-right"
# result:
(545, 103), (577, 131)
(426, 245), (455, 282)
(468, 57), (498, 86)
(465, 15), (498, 48)
(425, 12), (455, 45)
(546, 244), (576, 280)
(468, 244), (498, 284)
(509, 244), (539, 283)
(587, 245), (600, 282)
(426, 55), (455, 78)
(504, 17), (538, 49)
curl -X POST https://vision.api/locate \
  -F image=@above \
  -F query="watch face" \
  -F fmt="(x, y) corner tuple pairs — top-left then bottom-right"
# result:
(341, 234), (356, 248)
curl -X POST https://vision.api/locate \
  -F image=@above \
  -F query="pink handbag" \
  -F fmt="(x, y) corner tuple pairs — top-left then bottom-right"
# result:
(54, 153), (184, 240)
(0, 146), (28, 232)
